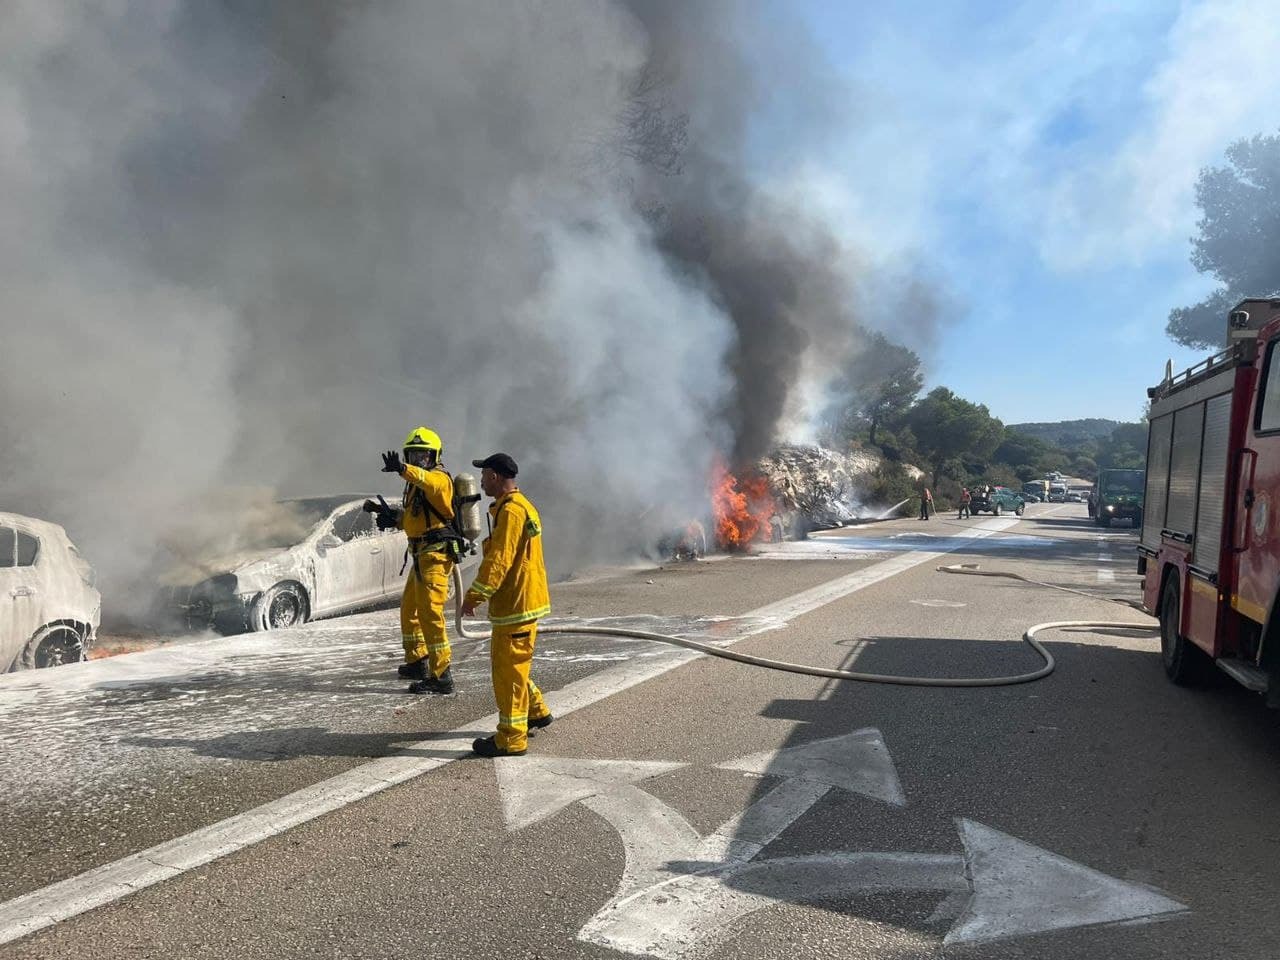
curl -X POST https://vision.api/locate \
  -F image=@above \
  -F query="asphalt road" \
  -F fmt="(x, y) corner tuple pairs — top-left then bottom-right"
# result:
(3, 503), (1280, 959)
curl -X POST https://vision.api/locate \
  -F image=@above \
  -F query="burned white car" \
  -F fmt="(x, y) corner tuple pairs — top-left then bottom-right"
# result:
(1, 513), (101, 670)
(156, 495), (476, 635)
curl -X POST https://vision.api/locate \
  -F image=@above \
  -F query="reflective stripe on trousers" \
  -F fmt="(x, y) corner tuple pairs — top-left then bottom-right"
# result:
(401, 555), (453, 677)
(491, 621), (549, 752)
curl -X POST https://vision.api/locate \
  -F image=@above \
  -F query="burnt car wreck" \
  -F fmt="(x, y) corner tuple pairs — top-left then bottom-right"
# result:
(155, 495), (475, 635)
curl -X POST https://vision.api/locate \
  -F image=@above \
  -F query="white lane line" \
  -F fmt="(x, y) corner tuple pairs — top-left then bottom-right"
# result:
(0, 516), (1020, 946)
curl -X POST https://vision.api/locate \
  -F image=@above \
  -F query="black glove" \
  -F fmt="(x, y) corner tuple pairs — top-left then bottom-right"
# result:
(361, 499), (380, 513)
(375, 510), (399, 531)
(381, 450), (403, 474)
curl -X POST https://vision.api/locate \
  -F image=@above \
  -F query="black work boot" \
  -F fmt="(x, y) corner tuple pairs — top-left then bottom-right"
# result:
(409, 666), (454, 695)
(472, 736), (525, 757)
(398, 658), (428, 681)
(528, 713), (553, 730)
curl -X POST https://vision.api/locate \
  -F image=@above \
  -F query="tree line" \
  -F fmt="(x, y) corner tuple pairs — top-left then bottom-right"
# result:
(821, 341), (1147, 509)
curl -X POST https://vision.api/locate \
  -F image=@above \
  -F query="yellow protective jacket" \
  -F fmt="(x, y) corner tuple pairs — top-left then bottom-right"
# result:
(464, 489), (550, 626)
(400, 464), (454, 556)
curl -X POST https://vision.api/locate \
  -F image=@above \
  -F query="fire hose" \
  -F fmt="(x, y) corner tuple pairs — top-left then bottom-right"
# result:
(448, 563), (1157, 688)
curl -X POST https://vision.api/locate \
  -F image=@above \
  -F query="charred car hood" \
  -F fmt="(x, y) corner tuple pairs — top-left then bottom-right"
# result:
(156, 547), (289, 588)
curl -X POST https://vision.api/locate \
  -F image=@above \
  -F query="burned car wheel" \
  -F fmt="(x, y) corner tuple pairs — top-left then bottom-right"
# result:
(22, 624), (87, 669)
(251, 583), (309, 632)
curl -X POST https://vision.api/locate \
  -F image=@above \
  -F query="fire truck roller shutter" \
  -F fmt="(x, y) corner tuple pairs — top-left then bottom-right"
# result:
(1193, 393), (1232, 574)
(1166, 404), (1205, 540)
(1143, 414), (1174, 549)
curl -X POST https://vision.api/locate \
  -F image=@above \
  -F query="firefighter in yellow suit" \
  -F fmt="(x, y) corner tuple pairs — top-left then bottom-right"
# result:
(376, 427), (457, 695)
(461, 452), (552, 757)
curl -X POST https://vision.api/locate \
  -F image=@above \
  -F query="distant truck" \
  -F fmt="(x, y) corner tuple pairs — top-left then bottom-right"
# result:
(1091, 469), (1145, 527)
(1047, 483), (1068, 502)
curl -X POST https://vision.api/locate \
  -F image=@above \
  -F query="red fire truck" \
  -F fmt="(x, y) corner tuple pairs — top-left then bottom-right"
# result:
(1141, 298), (1280, 702)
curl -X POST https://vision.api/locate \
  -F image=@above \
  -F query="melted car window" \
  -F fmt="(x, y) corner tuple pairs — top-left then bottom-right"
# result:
(16, 531), (38, 566)
(350, 509), (374, 540)
(332, 506), (374, 543)
(0, 527), (13, 567)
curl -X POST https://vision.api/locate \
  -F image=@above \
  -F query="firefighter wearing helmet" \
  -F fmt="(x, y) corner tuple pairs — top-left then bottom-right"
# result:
(375, 427), (457, 694)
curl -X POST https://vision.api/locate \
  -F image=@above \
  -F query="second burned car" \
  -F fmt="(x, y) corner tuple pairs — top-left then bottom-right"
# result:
(156, 495), (478, 634)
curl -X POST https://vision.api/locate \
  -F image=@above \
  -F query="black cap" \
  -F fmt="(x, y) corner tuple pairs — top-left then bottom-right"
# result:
(471, 452), (518, 478)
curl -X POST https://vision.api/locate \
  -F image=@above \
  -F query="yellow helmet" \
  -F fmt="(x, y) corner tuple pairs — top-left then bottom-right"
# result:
(403, 427), (443, 455)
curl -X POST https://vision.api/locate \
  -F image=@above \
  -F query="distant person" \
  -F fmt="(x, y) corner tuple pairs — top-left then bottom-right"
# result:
(958, 487), (971, 519)
(462, 453), (553, 758)
(919, 487), (933, 520)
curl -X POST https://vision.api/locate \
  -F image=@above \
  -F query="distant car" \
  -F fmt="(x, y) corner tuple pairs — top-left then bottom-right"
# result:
(968, 486), (1026, 516)
(1020, 491), (1042, 503)
(1, 513), (101, 671)
(1066, 491), (1084, 503)
(156, 495), (479, 634)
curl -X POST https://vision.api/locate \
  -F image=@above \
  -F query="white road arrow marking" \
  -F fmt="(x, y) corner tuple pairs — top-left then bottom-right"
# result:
(715, 728), (905, 806)
(496, 744), (1188, 958)
(946, 818), (1188, 945)
(494, 756), (687, 831)
(584, 851), (967, 959)
(582, 819), (1188, 959)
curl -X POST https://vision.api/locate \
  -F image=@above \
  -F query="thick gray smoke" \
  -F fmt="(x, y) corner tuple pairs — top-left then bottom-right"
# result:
(622, 1), (937, 465)
(0, 0), (918, 616)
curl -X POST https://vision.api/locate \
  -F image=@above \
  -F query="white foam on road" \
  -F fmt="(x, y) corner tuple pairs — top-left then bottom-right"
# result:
(0, 516), (1021, 946)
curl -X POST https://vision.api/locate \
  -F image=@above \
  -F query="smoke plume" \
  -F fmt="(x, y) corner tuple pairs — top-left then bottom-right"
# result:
(0, 0), (924, 614)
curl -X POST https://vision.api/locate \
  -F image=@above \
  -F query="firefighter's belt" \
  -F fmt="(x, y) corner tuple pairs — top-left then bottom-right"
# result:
(402, 531), (460, 578)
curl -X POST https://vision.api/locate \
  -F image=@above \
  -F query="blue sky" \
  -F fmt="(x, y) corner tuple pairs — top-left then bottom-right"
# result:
(788, 0), (1280, 423)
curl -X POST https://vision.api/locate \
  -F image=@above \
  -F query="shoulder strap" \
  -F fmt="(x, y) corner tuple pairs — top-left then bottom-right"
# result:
(419, 467), (455, 527)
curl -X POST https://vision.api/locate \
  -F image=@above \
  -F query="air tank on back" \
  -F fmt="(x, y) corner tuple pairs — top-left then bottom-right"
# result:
(453, 472), (484, 542)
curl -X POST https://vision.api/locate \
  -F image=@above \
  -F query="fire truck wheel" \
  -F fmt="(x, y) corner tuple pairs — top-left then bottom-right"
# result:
(1159, 575), (1207, 685)
(1015, 504), (1025, 516)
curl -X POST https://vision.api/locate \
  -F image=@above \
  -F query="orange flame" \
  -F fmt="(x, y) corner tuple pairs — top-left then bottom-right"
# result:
(710, 460), (773, 550)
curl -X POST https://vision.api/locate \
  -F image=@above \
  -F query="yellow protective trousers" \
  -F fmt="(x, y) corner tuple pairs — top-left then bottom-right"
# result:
(491, 621), (550, 753)
(401, 554), (453, 678)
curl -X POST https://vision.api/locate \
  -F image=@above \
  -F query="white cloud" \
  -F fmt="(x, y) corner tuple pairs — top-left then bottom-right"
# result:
(801, 1), (1280, 275)
(1035, 0), (1280, 267)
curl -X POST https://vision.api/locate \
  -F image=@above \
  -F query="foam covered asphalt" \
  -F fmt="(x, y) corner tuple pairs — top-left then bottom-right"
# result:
(5, 504), (1280, 959)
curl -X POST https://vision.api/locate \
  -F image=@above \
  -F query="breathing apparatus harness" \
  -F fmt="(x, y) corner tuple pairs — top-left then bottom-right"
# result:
(403, 473), (481, 571)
